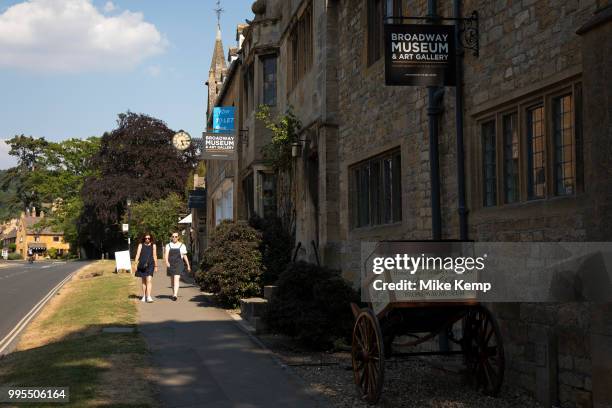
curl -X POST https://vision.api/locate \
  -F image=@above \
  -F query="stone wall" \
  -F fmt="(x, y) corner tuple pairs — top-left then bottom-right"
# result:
(333, 0), (610, 406)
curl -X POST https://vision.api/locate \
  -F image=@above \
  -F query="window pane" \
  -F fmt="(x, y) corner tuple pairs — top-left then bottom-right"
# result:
(350, 150), (401, 229)
(262, 56), (277, 106)
(260, 172), (277, 218)
(382, 158), (393, 224)
(359, 164), (370, 227)
(371, 161), (382, 225)
(482, 121), (497, 207)
(392, 153), (402, 222)
(527, 106), (546, 199)
(503, 113), (519, 203)
(553, 94), (574, 195)
(368, 0), (383, 65)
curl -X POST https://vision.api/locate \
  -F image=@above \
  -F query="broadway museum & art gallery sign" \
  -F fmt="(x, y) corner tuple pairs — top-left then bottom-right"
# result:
(385, 24), (456, 87)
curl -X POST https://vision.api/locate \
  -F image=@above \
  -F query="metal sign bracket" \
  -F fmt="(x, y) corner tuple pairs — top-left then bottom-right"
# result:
(384, 11), (479, 57)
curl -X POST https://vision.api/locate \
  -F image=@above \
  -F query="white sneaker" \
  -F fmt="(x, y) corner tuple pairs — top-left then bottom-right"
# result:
(140, 296), (146, 302)
(146, 296), (154, 303)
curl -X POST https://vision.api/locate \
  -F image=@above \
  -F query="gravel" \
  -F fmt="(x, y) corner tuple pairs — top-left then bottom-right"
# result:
(257, 334), (542, 408)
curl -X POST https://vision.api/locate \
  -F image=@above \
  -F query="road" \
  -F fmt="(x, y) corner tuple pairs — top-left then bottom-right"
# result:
(0, 261), (90, 354)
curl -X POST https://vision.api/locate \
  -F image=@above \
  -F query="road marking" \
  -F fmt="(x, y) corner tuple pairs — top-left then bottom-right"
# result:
(0, 270), (77, 355)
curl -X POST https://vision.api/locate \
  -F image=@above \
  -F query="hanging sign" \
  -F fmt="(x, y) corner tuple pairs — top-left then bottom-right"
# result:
(203, 132), (235, 160)
(385, 24), (456, 87)
(213, 107), (236, 133)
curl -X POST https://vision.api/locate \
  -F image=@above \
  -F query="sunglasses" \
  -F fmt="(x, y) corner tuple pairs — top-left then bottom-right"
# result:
(144, 237), (151, 241)
(171, 235), (179, 238)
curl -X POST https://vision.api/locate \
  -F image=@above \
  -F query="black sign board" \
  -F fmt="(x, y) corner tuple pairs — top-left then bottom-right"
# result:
(202, 131), (235, 160)
(385, 24), (456, 87)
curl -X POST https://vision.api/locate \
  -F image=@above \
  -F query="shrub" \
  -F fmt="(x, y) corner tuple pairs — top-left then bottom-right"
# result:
(266, 261), (358, 349)
(8, 243), (16, 252)
(249, 215), (293, 285)
(197, 221), (264, 307)
(7, 252), (22, 260)
(48, 248), (58, 259)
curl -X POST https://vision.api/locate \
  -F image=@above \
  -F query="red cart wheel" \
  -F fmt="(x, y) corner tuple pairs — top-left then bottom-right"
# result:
(462, 305), (505, 396)
(352, 309), (385, 405)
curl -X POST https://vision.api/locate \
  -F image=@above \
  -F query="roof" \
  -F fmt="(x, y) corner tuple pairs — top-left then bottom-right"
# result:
(1, 228), (17, 239)
(210, 24), (227, 74)
(22, 216), (63, 235)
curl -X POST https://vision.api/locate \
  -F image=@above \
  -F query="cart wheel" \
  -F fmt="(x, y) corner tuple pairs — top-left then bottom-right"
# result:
(351, 309), (385, 405)
(462, 305), (505, 396)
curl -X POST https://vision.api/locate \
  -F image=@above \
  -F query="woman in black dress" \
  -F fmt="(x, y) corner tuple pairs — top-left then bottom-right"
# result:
(134, 232), (158, 303)
(164, 232), (191, 301)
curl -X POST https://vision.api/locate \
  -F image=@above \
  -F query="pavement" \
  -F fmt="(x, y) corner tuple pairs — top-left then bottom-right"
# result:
(0, 260), (91, 354)
(138, 263), (330, 408)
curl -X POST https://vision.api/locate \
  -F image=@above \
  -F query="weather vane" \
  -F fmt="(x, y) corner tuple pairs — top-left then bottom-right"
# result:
(214, 0), (224, 26)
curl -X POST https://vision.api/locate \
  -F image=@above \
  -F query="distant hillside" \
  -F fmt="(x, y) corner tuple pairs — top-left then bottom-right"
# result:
(0, 170), (21, 222)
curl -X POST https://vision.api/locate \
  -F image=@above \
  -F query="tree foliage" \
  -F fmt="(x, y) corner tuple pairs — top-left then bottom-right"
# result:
(1, 136), (101, 251)
(79, 112), (198, 256)
(126, 193), (184, 246)
(255, 105), (302, 172)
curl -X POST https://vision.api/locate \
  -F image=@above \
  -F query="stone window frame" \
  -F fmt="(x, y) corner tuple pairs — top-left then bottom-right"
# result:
(287, 1), (313, 93)
(260, 53), (278, 107)
(349, 148), (402, 229)
(475, 80), (583, 209)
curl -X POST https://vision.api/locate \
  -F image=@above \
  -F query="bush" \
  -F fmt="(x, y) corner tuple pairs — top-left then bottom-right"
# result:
(7, 252), (22, 260)
(8, 243), (16, 252)
(48, 248), (58, 259)
(249, 215), (293, 285)
(196, 221), (264, 307)
(266, 261), (358, 349)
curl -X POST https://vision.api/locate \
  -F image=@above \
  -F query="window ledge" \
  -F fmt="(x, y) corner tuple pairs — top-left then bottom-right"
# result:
(473, 193), (585, 219)
(349, 221), (403, 235)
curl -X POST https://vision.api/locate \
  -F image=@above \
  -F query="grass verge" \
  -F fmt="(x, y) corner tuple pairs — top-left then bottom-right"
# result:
(0, 261), (157, 407)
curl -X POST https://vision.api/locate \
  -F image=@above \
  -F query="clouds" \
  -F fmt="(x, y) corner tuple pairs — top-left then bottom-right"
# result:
(0, 140), (17, 170)
(0, 0), (166, 72)
(103, 1), (116, 13)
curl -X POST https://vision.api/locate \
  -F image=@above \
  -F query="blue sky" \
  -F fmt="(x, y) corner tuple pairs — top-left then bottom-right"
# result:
(0, 0), (253, 169)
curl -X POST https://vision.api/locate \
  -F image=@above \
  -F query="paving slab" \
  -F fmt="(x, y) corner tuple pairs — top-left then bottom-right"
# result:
(138, 264), (330, 408)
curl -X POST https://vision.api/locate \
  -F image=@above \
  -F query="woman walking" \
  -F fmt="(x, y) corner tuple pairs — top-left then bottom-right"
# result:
(134, 232), (157, 303)
(164, 232), (191, 301)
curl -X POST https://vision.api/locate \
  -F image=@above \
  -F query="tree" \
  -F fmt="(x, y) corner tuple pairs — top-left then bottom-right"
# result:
(79, 112), (198, 257)
(1, 135), (50, 211)
(255, 105), (302, 238)
(127, 193), (185, 247)
(1, 136), (101, 254)
(0, 170), (22, 222)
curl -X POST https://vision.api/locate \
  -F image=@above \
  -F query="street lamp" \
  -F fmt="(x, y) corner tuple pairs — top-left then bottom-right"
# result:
(126, 198), (132, 258)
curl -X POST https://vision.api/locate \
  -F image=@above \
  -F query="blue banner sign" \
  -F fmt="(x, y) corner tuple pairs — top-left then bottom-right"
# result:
(213, 107), (235, 133)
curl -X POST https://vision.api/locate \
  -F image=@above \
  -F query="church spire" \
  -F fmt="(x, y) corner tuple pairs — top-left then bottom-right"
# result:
(206, 0), (227, 120)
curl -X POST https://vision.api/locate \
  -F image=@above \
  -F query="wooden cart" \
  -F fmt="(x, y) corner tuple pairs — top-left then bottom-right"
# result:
(349, 299), (505, 404)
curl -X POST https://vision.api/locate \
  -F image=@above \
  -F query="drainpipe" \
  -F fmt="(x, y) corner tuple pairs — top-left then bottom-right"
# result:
(427, 0), (443, 241)
(427, 0), (449, 353)
(453, 0), (469, 241)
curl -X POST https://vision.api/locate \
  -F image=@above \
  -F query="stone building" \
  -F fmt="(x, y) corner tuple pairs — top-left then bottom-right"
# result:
(203, 0), (612, 406)
(205, 24), (242, 231)
(331, 1), (612, 407)
(15, 208), (69, 259)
